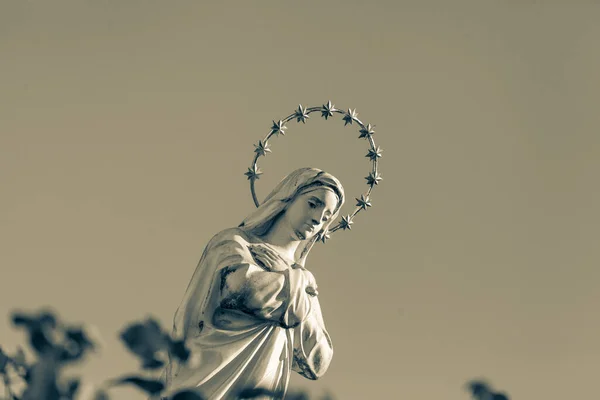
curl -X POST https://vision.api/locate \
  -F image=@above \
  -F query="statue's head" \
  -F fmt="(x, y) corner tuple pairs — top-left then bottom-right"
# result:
(239, 167), (345, 264)
(277, 183), (339, 242)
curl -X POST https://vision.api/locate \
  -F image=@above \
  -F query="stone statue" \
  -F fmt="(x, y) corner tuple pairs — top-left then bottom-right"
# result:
(159, 102), (382, 400)
(161, 168), (345, 399)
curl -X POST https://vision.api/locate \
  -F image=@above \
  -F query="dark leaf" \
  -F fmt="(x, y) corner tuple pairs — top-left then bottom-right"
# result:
(30, 330), (54, 355)
(237, 387), (283, 399)
(12, 310), (56, 329)
(11, 310), (58, 355)
(66, 327), (95, 350)
(12, 314), (30, 326)
(38, 312), (57, 328)
(24, 365), (34, 384)
(58, 347), (83, 363)
(492, 392), (510, 400)
(141, 357), (165, 370)
(119, 318), (168, 360)
(23, 366), (33, 383)
(169, 340), (190, 363)
(112, 376), (164, 396)
(467, 380), (492, 398)
(0, 345), (8, 373)
(64, 378), (80, 398)
(172, 390), (205, 400)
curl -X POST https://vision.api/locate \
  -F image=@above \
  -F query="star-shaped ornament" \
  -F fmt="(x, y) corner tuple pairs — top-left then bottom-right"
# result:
(321, 101), (336, 120)
(319, 230), (331, 243)
(365, 171), (382, 186)
(295, 104), (310, 124)
(339, 215), (354, 230)
(355, 194), (372, 211)
(270, 120), (287, 136)
(244, 165), (263, 180)
(366, 146), (383, 161)
(254, 140), (271, 157)
(359, 124), (375, 139)
(342, 109), (358, 126)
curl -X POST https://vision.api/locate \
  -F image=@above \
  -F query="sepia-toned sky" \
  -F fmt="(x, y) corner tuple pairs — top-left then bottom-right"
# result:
(1, 1), (599, 399)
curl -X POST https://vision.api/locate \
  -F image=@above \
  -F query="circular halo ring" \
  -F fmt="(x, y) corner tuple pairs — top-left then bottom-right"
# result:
(244, 101), (383, 242)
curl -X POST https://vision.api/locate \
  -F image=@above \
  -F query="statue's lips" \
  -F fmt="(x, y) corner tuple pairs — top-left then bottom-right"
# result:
(303, 223), (315, 232)
(294, 230), (306, 240)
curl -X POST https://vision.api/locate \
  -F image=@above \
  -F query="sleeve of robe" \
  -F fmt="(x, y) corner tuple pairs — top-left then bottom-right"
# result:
(213, 237), (315, 329)
(291, 274), (334, 380)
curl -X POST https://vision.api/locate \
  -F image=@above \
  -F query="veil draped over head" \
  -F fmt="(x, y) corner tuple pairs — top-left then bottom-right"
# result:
(238, 167), (345, 267)
(168, 167), (344, 348)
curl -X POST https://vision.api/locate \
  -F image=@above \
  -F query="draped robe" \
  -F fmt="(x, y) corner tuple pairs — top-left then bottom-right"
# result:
(161, 227), (333, 400)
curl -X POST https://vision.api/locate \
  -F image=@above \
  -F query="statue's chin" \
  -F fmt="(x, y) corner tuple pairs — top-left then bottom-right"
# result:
(293, 229), (308, 241)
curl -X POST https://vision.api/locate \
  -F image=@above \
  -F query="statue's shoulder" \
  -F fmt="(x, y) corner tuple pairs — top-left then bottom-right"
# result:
(201, 227), (259, 263)
(207, 227), (253, 248)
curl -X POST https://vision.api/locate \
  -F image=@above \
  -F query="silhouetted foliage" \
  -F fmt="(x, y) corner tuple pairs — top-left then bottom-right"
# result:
(0, 307), (511, 400)
(171, 390), (205, 400)
(466, 380), (511, 400)
(237, 387), (283, 399)
(109, 376), (165, 396)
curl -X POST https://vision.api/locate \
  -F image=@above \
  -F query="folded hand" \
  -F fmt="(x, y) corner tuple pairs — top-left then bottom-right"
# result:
(248, 244), (291, 272)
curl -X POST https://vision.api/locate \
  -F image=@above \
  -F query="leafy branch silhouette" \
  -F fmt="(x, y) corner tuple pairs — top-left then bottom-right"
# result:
(466, 380), (510, 400)
(0, 308), (510, 400)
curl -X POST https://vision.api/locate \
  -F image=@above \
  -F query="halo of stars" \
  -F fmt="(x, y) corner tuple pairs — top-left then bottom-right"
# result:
(246, 101), (383, 243)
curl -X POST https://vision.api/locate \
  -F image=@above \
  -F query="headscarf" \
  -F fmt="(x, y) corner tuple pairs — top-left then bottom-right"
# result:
(238, 167), (345, 267)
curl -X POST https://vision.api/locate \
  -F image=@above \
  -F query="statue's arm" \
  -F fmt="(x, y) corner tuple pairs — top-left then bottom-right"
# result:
(215, 239), (313, 327)
(292, 294), (334, 380)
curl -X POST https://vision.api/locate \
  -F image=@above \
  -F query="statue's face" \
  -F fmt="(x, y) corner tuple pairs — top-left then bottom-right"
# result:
(282, 187), (338, 241)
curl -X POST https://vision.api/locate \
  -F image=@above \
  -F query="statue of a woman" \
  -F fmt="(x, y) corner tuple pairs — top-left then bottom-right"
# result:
(160, 167), (345, 399)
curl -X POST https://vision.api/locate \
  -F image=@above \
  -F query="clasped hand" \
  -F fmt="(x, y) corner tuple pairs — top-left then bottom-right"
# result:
(248, 244), (291, 272)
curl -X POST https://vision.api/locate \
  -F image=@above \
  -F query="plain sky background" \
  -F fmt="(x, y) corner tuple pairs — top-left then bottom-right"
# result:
(1, 1), (599, 399)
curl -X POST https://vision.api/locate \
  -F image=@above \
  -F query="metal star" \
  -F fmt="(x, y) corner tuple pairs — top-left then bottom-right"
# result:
(270, 120), (287, 136)
(321, 101), (336, 120)
(365, 171), (382, 186)
(339, 215), (354, 230)
(244, 165), (263, 180)
(294, 104), (310, 124)
(355, 194), (372, 210)
(366, 146), (383, 161)
(320, 230), (331, 243)
(359, 124), (375, 139)
(253, 140), (271, 157)
(342, 109), (358, 126)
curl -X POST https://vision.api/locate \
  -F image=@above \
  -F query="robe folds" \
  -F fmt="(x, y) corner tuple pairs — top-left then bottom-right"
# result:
(160, 227), (333, 400)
